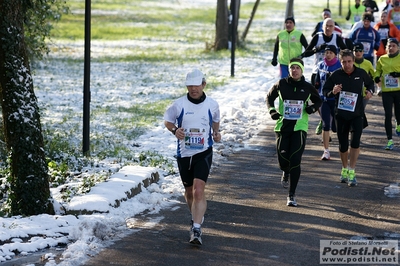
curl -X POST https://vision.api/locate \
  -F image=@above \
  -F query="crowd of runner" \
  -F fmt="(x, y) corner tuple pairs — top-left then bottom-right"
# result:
(269, 0), (400, 206)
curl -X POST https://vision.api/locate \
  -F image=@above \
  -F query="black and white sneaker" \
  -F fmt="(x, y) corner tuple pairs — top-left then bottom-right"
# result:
(281, 172), (289, 189)
(189, 227), (202, 245)
(287, 196), (297, 207)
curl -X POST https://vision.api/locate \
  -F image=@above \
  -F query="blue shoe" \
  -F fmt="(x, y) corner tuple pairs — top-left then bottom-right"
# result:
(385, 140), (394, 150)
(396, 125), (400, 136)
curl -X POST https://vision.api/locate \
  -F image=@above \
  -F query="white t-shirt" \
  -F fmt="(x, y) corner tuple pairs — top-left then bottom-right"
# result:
(164, 95), (220, 158)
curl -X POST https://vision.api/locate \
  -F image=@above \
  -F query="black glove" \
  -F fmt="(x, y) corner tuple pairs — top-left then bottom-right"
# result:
(269, 110), (281, 120)
(390, 72), (400, 77)
(305, 105), (316, 114)
(315, 44), (327, 52)
(374, 76), (381, 83)
(271, 59), (278, 67)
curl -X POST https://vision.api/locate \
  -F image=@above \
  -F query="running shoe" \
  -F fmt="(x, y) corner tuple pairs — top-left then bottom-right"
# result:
(315, 120), (323, 135)
(348, 170), (357, 187)
(385, 140), (394, 150)
(340, 168), (348, 183)
(287, 196), (297, 207)
(396, 125), (400, 136)
(189, 227), (202, 245)
(281, 171), (289, 189)
(321, 150), (330, 160)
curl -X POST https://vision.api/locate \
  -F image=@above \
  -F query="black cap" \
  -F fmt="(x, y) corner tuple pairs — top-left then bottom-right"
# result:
(362, 12), (373, 21)
(353, 43), (364, 51)
(388, 38), (399, 46)
(325, 45), (337, 55)
(285, 17), (295, 25)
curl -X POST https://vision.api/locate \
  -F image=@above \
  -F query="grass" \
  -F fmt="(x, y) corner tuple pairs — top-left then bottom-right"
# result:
(51, 0), (351, 58)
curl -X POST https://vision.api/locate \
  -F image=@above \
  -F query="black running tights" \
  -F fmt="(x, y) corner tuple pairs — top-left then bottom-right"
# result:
(275, 130), (307, 197)
(382, 91), (400, 140)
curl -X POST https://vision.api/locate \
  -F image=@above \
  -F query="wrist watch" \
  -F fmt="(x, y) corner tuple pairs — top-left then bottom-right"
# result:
(171, 127), (177, 135)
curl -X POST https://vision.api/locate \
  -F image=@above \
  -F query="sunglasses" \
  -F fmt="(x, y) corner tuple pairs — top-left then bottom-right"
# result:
(354, 49), (363, 52)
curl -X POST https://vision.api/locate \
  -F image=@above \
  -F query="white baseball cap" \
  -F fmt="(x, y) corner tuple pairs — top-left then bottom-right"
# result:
(185, 69), (204, 86)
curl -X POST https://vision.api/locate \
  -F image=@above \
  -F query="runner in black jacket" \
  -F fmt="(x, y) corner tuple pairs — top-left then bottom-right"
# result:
(267, 58), (322, 207)
(323, 49), (374, 187)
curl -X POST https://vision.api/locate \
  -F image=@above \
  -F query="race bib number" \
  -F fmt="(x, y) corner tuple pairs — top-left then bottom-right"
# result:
(185, 128), (205, 150)
(283, 100), (303, 120)
(354, 15), (361, 22)
(361, 42), (371, 54)
(384, 74), (399, 88)
(393, 13), (400, 23)
(338, 91), (358, 112)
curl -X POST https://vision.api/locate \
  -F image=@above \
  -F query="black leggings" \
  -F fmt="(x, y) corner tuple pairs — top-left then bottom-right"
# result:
(382, 91), (400, 140)
(336, 116), (363, 152)
(275, 131), (307, 197)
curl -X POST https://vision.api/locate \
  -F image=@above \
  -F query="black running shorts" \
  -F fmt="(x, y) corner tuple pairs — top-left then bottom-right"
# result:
(177, 147), (213, 187)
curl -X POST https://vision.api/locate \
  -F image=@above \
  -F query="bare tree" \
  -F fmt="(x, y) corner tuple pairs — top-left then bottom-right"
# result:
(241, 0), (260, 42)
(0, 0), (54, 215)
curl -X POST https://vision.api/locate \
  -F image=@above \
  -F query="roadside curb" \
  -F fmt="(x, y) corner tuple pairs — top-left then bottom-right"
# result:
(65, 166), (160, 215)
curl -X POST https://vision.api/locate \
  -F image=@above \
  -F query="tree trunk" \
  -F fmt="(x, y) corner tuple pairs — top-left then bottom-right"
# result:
(0, 0), (54, 215)
(241, 0), (260, 42)
(215, 0), (229, 50)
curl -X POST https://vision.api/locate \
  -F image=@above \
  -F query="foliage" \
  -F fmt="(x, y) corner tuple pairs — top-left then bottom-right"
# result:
(24, 0), (69, 61)
(135, 151), (176, 176)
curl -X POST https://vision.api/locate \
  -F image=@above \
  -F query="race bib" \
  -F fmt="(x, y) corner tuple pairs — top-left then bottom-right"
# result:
(338, 91), (358, 112)
(283, 100), (303, 120)
(393, 13), (400, 23)
(354, 15), (361, 22)
(384, 74), (399, 89)
(361, 42), (371, 54)
(185, 128), (206, 150)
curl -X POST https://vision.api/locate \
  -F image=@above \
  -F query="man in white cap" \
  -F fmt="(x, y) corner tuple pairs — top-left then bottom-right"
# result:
(164, 68), (221, 245)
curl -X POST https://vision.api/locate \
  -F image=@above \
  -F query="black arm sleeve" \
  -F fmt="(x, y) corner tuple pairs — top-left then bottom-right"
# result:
(301, 35), (318, 58)
(266, 82), (280, 110)
(309, 85), (323, 110)
(372, 2), (379, 12)
(323, 73), (336, 98)
(346, 9), (351, 21)
(272, 37), (279, 60)
(364, 72), (375, 93)
(300, 34), (309, 49)
(314, 70), (321, 90)
(337, 37), (348, 50)
(311, 22), (320, 37)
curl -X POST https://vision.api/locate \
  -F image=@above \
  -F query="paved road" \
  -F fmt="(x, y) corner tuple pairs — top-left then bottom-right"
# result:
(83, 97), (400, 266)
